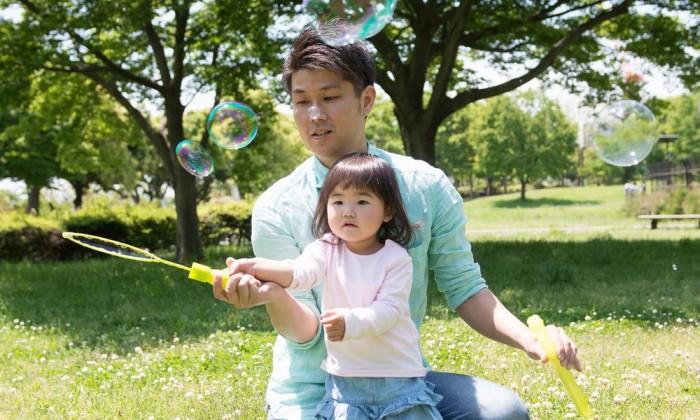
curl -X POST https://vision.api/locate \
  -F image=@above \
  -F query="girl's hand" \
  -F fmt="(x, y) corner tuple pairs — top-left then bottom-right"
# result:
(226, 256), (256, 277)
(320, 309), (346, 342)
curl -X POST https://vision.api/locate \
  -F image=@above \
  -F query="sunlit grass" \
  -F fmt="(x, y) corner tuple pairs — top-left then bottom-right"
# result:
(1, 185), (699, 418)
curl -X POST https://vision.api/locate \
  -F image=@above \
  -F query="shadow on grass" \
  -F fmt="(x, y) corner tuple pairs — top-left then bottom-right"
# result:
(0, 245), (274, 354)
(492, 197), (601, 208)
(425, 238), (700, 327)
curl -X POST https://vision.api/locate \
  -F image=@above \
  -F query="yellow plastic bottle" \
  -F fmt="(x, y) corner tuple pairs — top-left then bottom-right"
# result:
(527, 315), (594, 419)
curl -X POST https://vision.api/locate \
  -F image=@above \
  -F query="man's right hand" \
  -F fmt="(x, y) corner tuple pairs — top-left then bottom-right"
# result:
(213, 271), (284, 308)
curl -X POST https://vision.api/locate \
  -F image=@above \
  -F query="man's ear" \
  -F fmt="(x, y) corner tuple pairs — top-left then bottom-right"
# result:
(361, 85), (376, 118)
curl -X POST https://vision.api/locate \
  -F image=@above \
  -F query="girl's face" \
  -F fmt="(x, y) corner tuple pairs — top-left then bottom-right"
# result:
(327, 185), (392, 255)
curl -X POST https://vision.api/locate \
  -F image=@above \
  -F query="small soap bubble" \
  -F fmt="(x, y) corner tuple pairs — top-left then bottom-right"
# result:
(206, 101), (259, 150)
(591, 100), (658, 167)
(304, 0), (397, 46)
(672, 264), (678, 271)
(176, 140), (214, 177)
(309, 105), (322, 120)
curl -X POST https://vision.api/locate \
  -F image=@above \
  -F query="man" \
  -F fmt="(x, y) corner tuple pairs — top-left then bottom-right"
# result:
(213, 27), (581, 419)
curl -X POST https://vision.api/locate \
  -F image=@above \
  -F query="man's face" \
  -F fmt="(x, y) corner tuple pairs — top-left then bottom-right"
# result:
(291, 69), (375, 167)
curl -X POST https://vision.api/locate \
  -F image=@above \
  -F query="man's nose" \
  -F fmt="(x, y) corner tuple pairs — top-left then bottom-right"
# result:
(308, 105), (324, 121)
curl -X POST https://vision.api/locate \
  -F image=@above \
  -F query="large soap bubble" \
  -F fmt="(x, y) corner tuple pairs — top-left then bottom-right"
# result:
(207, 101), (259, 150)
(591, 100), (658, 167)
(304, 0), (397, 46)
(176, 140), (214, 177)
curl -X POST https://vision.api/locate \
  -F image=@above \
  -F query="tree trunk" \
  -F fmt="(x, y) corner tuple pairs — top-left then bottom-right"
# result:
(163, 101), (204, 263)
(396, 109), (438, 165)
(25, 185), (40, 215)
(520, 179), (527, 201)
(70, 179), (85, 209)
(173, 168), (203, 262)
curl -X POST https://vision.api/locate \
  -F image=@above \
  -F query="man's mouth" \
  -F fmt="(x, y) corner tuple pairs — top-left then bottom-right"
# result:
(311, 129), (331, 138)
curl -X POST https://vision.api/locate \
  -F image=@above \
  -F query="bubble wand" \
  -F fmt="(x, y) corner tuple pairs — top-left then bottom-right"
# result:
(527, 315), (594, 419)
(62, 232), (228, 287)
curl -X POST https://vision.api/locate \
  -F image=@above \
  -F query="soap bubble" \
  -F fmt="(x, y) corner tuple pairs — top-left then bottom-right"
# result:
(176, 140), (214, 177)
(304, 0), (397, 46)
(591, 100), (658, 167)
(207, 101), (258, 150)
(309, 105), (322, 120)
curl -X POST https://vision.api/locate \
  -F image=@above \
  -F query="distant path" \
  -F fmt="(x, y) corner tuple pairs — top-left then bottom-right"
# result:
(467, 225), (618, 234)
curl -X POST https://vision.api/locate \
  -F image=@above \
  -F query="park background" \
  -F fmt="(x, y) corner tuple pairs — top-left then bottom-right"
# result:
(1, 1), (699, 419)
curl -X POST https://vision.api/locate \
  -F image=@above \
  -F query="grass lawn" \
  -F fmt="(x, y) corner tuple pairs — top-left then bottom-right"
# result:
(1, 185), (698, 419)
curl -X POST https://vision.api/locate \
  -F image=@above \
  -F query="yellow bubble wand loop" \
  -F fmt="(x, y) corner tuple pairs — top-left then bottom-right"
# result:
(527, 315), (594, 419)
(61, 232), (228, 288)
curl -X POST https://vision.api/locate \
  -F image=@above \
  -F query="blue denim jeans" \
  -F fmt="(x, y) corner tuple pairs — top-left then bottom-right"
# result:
(426, 371), (530, 420)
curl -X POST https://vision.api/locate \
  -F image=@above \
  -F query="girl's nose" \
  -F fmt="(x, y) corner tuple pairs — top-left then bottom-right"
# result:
(342, 206), (355, 217)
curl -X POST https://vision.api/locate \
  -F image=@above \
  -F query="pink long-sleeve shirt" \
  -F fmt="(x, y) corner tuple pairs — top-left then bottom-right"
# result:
(290, 237), (428, 378)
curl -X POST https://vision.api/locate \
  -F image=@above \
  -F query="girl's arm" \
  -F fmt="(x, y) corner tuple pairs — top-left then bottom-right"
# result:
(228, 258), (294, 288)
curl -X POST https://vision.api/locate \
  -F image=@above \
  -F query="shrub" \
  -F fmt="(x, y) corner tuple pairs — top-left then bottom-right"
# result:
(626, 187), (700, 215)
(200, 200), (253, 247)
(0, 201), (253, 262)
(0, 213), (64, 261)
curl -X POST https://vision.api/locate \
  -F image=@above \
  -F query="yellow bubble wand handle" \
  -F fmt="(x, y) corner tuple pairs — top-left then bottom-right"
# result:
(188, 262), (229, 288)
(527, 315), (594, 419)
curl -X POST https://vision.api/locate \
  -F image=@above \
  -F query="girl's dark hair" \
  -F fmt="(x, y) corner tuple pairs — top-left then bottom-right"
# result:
(312, 153), (412, 247)
(282, 26), (376, 96)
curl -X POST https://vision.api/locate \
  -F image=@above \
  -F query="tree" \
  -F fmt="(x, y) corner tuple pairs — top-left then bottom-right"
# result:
(2, 0), (293, 261)
(369, 1), (700, 166)
(469, 91), (577, 200)
(365, 95), (404, 154)
(660, 94), (700, 160)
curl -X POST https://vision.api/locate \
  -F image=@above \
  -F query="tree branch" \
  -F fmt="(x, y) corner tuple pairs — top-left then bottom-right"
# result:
(446, 1), (631, 117)
(140, 0), (172, 86)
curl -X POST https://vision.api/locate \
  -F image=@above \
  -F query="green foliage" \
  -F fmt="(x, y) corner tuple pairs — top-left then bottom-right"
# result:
(658, 93), (700, 160)
(199, 200), (254, 247)
(627, 188), (700, 216)
(366, 96), (404, 154)
(468, 91), (577, 198)
(0, 201), (252, 262)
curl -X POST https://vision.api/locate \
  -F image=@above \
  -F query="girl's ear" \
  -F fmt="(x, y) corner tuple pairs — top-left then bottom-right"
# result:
(383, 206), (393, 223)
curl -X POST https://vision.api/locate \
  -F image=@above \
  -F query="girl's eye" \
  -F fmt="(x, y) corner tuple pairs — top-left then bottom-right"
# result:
(358, 200), (369, 205)
(331, 200), (343, 206)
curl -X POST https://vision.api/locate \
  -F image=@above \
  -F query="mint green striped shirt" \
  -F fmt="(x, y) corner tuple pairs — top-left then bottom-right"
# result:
(251, 144), (487, 419)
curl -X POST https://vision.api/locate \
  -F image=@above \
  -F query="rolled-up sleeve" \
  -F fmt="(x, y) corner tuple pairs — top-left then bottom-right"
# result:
(252, 192), (323, 349)
(427, 173), (487, 310)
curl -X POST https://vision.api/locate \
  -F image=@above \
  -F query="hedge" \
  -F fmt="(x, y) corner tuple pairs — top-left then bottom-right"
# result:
(0, 202), (252, 262)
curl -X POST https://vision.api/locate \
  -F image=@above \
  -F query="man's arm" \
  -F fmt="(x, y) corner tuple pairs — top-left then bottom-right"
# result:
(456, 288), (582, 371)
(213, 272), (319, 343)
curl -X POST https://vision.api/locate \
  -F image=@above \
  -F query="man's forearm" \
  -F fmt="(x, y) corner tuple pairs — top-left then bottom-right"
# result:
(456, 288), (536, 351)
(266, 291), (319, 343)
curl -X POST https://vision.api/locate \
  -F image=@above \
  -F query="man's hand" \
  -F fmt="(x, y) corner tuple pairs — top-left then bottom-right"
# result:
(525, 324), (582, 372)
(212, 271), (283, 309)
(320, 309), (346, 342)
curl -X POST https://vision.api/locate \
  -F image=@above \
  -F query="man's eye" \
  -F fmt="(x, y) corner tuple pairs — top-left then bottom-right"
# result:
(294, 99), (309, 106)
(324, 96), (338, 101)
